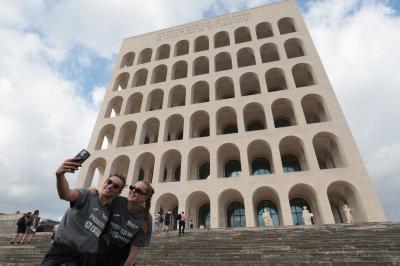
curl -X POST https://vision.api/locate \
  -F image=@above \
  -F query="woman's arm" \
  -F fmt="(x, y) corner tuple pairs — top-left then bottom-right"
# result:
(124, 245), (141, 266)
(55, 158), (80, 202)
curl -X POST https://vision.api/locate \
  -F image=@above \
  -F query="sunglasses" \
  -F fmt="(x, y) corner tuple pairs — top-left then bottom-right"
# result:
(129, 185), (147, 196)
(105, 179), (122, 190)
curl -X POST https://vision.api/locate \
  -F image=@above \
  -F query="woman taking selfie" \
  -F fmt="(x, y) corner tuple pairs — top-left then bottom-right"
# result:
(98, 180), (155, 266)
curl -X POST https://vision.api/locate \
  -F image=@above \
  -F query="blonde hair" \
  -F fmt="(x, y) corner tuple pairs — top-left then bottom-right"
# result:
(138, 180), (155, 233)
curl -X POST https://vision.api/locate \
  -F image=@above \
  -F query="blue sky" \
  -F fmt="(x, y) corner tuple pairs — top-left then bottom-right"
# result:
(0, 0), (399, 222)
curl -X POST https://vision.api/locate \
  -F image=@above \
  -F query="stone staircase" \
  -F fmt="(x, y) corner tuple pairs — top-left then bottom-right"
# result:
(0, 222), (399, 265)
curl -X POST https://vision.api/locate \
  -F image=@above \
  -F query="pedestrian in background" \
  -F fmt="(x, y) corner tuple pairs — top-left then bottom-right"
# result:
(10, 212), (29, 244)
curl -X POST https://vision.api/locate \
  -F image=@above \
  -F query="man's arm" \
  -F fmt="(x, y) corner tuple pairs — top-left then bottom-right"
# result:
(55, 158), (80, 202)
(124, 245), (141, 266)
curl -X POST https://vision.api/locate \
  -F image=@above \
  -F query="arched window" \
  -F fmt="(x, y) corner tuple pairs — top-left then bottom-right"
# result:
(137, 48), (152, 64)
(171, 61), (188, 80)
(284, 38), (305, 58)
(174, 166), (181, 182)
(168, 85), (186, 108)
(260, 43), (280, 63)
(223, 125), (238, 134)
(252, 157), (271, 175)
(193, 56), (209, 76)
(215, 77), (235, 100)
(146, 89), (164, 111)
(290, 198), (312, 225)
(274, 117), (291, 128)
(116, 121), (136, 147)
(105, 96), (123, 118)
(302, 94), (328, 124)
(292, 63), (315, 87)
(151, 65), (167, 83)
(215, 52), (232, 72)
(175, 40), (189, 56)
(256, 22), (273, 39)
(156, 44), (170, 60)
(120, 52), (135, 68)
(237, 48), (256, 67)
(199, 162), (210, 180)
(235, 27), (251, 44)
(282, 154), (301, 172)
(240, 72), (261, 96)
(214, 31), (230, 48)
(113, 73), (129, 91)
(225, 160), (241, 177)
(227, 202), (245, 227)
(194, 36), (209, 52)
(265, 68), (287, 92)
(125, 93), (142, 114)
(257, 200), (279, 226)
(278, 17), (296, 35)
(131, 69), (148, 87)
(192, 81), (209, 104)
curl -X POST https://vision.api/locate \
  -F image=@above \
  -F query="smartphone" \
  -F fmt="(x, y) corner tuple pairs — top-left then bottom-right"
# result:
(75, 149), (90, 164)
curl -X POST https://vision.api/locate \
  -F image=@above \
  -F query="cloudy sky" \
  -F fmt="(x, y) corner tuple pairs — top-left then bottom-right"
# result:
(0, 0), (399, 221)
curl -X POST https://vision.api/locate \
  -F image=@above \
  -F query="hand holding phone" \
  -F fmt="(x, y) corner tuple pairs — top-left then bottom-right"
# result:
(75, 149), (90, 165)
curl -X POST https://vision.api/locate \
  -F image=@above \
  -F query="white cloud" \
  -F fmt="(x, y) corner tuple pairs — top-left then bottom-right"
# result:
(91, 86), (106, 107)
(0, 22), (98, 219)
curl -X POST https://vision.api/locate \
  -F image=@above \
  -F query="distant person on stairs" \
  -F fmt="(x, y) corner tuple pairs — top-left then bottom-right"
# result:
(164, 211), (172, 232)
(10, 212), (29, 244)
(177, 211), (186, 236)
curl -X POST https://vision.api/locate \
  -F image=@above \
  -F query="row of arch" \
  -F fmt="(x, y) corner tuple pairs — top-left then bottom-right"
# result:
(120, 18), (297, 67)
(114, 62), (315, 94)
(89, 133), (346, 186)
(102, 95), (329, 148)
(108, 73), (320, 119)
(154, 180), (366, 228)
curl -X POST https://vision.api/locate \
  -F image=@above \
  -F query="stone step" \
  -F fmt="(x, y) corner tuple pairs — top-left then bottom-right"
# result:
(0, 222), (399, 265)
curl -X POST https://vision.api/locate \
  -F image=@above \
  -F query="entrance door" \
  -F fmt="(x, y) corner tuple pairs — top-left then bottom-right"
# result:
(227, 202), (245, 227)
(198, 203), (210, 228)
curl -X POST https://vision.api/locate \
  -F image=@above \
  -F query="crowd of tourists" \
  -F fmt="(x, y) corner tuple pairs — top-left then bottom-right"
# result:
(154, 210), (192, 236)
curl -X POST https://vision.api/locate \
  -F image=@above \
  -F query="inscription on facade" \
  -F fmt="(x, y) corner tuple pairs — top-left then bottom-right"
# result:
(156, 12), (251, 41)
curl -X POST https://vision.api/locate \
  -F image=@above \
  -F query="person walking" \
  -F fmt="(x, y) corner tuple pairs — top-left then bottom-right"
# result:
(178, 211), (186, 236)
(164, 211), (171, 232)
(41, 157), (125, 266)
(10, 212), (29, 244)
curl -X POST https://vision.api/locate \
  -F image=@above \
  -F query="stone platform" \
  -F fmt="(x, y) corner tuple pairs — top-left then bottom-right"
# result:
(0, 222), (399, 265)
